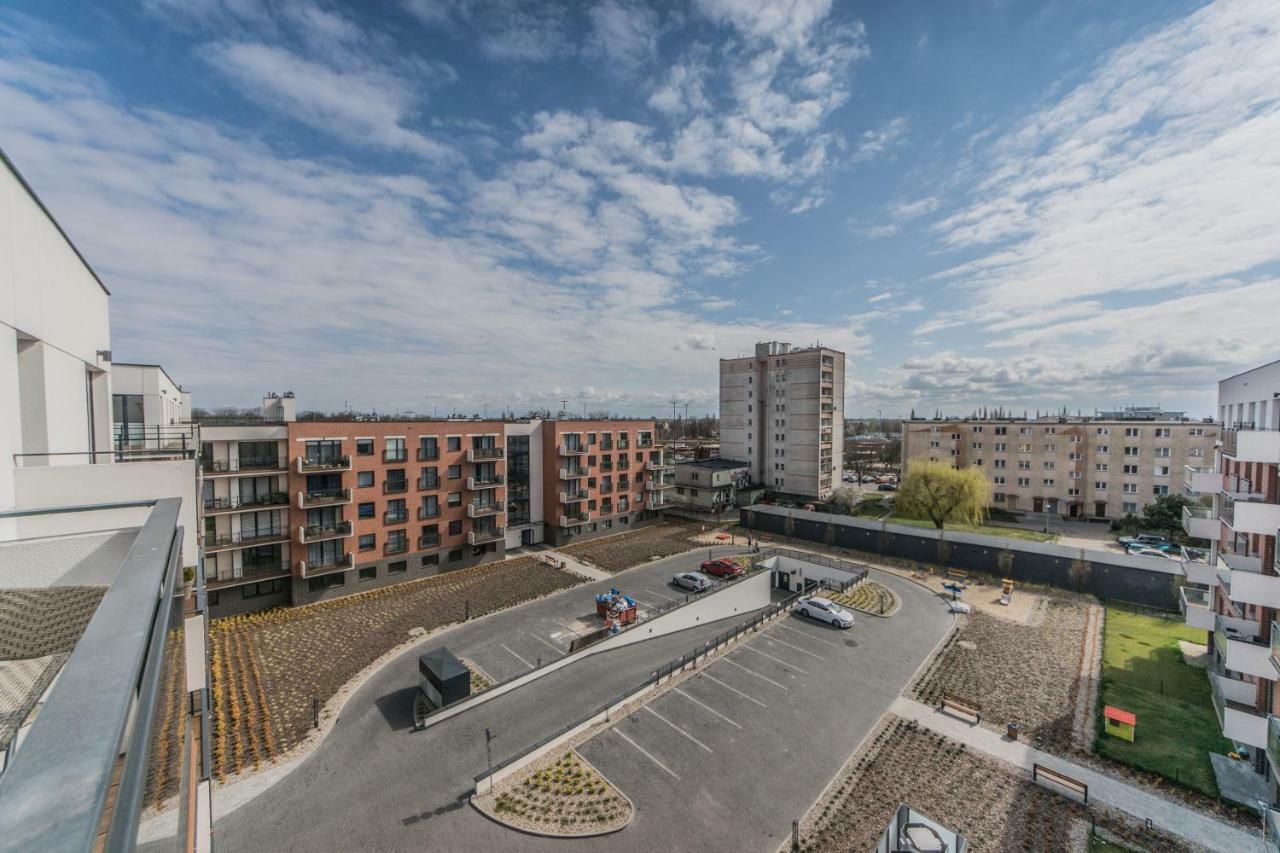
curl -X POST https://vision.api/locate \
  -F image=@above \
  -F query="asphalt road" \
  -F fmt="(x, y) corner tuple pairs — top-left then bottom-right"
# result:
(211, 558), (952, 853)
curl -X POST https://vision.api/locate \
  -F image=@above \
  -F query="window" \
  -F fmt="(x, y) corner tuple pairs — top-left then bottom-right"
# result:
(447, 491), (462, 507)
(447, 436), (461, 452)
(1094, 481), (1108, 490)
(1189, 447), (1205, 458)
(1043, 478), (1055, 487)
(422, 554), (440, 568)
(385, 469), (408, 492)
(1123, 464), (1138, 474)
(386, 529), (407, 553)
(242, 579), (284, 599)
(357, 471), (374, 488)
(1153, 485), (1169, 496)
(1096, 427), (1109, 436)
(993, 493), (1006, 503)
(1122, 483), (1138, 494)
(1017, 477), (1031, 487)
(1043, 461), (1055, 470)
(448, 519), (462, 535)
(420, 495), (439, 518)
(419, 436), (438, 460)
(1122, 502), (1138, 514)
(1154, 447), (1170, 458)
(992, 476), (1006, 485)
(358, 502), (375, 519)
(1018, 444), (1032, 453)
(1155, 428), (1171, 438)
(994, 426), (1007, 435)
(1018, 460), (1031, 469)
(419, 467), (439, 489)
(993, 459), (1006, 469)
(384, 437), (406, 462)
(388, 561), (407, 575)
(358, 567), (377, 582)
(1097, 445), (1109, 454)
(1124, 446), (1139, 456)
(307, 574), (344, 592)
(385, 499), (407, 523)
(1189, 427), (1204, 436)
(1125, 427), (1140, 437)
(1096, 463), (1109, 472)
(994, 443), (1006, 452)
(448, 549), (463, 562)
(358, 534), (376, 551)
(356, 438), (374, 455)
(447, 464), (462, 480)
(1154, 465), (1170, 477)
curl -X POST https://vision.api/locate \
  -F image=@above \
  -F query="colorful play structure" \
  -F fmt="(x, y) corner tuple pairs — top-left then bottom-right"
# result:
(1000, 578), (1014, 606)
(1103, 705), (1136, 742)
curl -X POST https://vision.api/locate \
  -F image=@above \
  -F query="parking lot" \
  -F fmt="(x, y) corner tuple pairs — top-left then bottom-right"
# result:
(439, 546), (747, 684)
(574, 570), (953, 853)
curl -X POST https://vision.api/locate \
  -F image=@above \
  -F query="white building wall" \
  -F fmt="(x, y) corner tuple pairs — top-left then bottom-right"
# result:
(1219, 360), (1280, 430)
(112, 363), (188, 426)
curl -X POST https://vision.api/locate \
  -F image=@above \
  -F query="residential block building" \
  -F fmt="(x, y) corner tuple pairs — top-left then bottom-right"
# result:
(668, 458), (752, 514)
(902, 408), (1218, 520)
(719, 341), (845, 499)
(198, 411), (672, 613)
(1176, 359), (1280, 782)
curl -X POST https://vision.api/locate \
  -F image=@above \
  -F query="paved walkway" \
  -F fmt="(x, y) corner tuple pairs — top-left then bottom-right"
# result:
(890, 697), (1265, 853)
(542, 550), (611, 581)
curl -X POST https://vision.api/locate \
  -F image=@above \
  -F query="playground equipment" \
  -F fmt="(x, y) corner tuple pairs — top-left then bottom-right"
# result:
(1103, 705), (1136, 742)
(1000, 578), (1014, 606)
(595, 588), (638, 633)
(942, 581), (964, 600)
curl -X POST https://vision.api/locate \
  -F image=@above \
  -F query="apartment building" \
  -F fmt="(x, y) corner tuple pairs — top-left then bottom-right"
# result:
(668, 458), (751, 513)
(0, 147), (210, 849)
(902, 408), (1218, 520)
(540, 419), (670, 547)
(111, 361), (191, 447)
(1176, 359), (1280, 783)
(720, 341), (845, 499)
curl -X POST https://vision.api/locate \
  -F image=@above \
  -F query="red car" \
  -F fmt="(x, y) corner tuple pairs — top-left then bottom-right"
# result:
(700, 559), (743, 578)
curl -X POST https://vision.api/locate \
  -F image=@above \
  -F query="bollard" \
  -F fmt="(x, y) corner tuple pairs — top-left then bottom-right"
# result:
(791, 819), (800, 852)
(465, 599), (470, 621)
(313, 697), (320, 729)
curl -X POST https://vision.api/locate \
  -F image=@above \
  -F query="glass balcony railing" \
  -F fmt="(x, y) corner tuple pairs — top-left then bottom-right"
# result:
(1266, 807), (1280, 853)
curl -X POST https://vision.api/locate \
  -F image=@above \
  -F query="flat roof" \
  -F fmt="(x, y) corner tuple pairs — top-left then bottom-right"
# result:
(676, 457), (748, 471)
(111, 362), (185, 393)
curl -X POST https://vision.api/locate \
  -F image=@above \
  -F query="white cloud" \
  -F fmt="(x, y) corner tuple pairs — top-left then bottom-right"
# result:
(693, 0), (833, 53)
(887, 195), (938, 222)
(867, 291), (893, 303)
(851, 116), (908, 162)
(586, 0), (661, 72)
(403, 0), (573, 62)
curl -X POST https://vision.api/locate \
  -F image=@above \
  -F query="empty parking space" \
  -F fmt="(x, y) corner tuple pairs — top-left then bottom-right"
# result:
(576, 571), (953, 853)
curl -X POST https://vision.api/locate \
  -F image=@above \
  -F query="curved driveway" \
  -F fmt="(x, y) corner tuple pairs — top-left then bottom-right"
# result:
(213, 561), (951, 853)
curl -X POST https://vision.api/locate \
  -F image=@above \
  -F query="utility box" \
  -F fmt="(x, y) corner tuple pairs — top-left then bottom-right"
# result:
(419, 647), (470, 709)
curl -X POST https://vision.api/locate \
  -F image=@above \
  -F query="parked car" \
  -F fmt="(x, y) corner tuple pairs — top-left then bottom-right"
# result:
(876, 483), (896, 491)
(700, 558), (744, 578)
(672, 571), (713, 592)
(795, 596), (854, 628)
(860, 476), (877, 484)
(1128, 547), (1172, 559)
(1118, 533), (1171, 549)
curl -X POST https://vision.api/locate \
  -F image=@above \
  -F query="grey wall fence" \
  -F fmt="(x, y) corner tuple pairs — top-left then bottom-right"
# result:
(740, 505), (1183, 610)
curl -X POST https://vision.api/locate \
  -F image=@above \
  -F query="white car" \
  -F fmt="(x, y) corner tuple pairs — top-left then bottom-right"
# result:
(672, 571), (713, 592)
(796, 596), (854, 628)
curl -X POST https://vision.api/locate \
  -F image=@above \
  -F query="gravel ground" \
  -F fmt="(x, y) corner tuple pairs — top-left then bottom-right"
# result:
(797, 717), (1194, 853)
(560, 522), (707, 573)
(911, 597), (1092, 752)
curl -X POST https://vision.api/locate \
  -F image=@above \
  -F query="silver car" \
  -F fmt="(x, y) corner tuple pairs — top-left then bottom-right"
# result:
(672, 571), (713, 592)
(796, 596), (854, 628)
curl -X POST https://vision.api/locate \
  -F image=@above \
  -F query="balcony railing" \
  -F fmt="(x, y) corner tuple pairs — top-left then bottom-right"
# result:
(202, 455), (287, 474)
(1210, 670), (1268, 748)
(418, 533), (441, 549)
(646, 497), (663, 511)
(1179, 585), (1214, 631)
(383, 480), (409, 494)
(599, 440), (614, 451)
(637, 437), (654, 448)
(618, 481), (631, 492)
(1273, 619), (1280, 679)
(1181, 504), (1219, 540)
(297, 487), (353, 508)
(559, 512), (590, 527)
(646, 478), (674, 490)
(1268, 713), (1280, 780)
(645, 457), (674, 471)
(559, 491), (585, 505)
(467, 474), (504, 490)
(1214, 613), (1274, 680)
(204, 528), (288, 551)
(383, 448), (408, 463)
(418, 476), (440, 490)
(1266, 806), (1280, 853)
(598, 483), (613, 494)
(467, 446), (505, 462)
(559, 466), (588, 480)
(383, 510), (408, 524)
(417, 447), (439, 461)
(384, 540), (408, 556)
(468, 526), (505, 545)
(467, 499), (504, 518)
(207, 562), (291, 591)
(300, 552), (354, 576)
(297, 454), (351, 473)
(418, 505), (441, 520)
(299, 520), (352, 543)
(203, 492), (288, 513)
(558, 443), (588, 456)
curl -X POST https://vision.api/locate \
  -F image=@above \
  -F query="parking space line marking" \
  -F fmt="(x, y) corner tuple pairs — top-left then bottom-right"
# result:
(699, 673), (767, 708)
(526, 632), (564, 657)
(720, 657), (789, 690)
(628, 597), (659, 609)
(613, 728), (681, 780)
(643, 706), (713, 753)
(500, 644), (533, 668)
(761, 633), (825, 660)
(673, 688), (742, 729)
(644, 588), (680, 602)
(741, 644), (809, 674)
(775, 622), (842, 648)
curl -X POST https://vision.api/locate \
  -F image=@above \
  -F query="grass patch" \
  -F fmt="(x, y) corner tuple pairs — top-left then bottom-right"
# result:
(885, 515), (1056, 543)
(1096, 607), (1231, 796)
(852, 497), (888, 518)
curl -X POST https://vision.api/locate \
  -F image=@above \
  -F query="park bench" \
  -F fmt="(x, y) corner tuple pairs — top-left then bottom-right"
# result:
(1032, 763), (1088, 803)
(945, 569), (969, 584)
(939, 691), (981, 723)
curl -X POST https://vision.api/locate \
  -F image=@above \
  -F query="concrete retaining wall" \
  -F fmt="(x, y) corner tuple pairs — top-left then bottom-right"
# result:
(741, 505), (1182, 609)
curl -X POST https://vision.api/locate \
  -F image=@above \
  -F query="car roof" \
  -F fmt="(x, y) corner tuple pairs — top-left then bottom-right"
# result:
(805, 596), (833, 606)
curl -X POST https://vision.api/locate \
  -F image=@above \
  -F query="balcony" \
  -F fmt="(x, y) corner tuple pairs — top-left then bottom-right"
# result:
(300, 552), (354, 577)
(1268, 807), (1280, 853)
(1220, 492), (1280, 535)
(558, 443), (588, 457)
(418, 476), (440, 490)
(203, 492), (288, 514)
(467, 473), (505, 490)
(205, 528), (288, 553)
(1181, 504), (1219, 540)
(598, 482), (614, 494)
(202, 455), (287, 476)
(559, 466), (588, 480)
(297, 487), (352, 508)
(645, 457), (674, 472)
(299, 520), (352, 543)
(1210, 671), (1267, 748)
(637, 436), (654, 449)
(646, 497), (664, 511)
(1179, 585), (1214, 631)
(1269, 714), (1280, 780)
(559, 491), (585, 505)
(1221, 427), (1280, 464)
(468, 526), (505, 545)
(418, 505), (441, 521)
(207, 562), (291, 592)
(383, 509), (408, 524)
(1183, 465), (1220, 495)
(383, 479), (409, 495)
(384, 539), (408, 556)
(417, 446), (440, 461)
(599, 440), (614, 451)
(559, 511), (590, 527)
(466, 499), (504, 518)
(1213, 613), (1274, 680)
(382, 448), (407, 463)
(1224, 474), (1263, 501)
(418, 532), (441, 549)
(617, 481), (631, 493)
(467, 446), (505, 462)
(1179, 547), (1217, 585)
(617, 439), (630, 450)
(646, 478), (674, 491)
(297, 454), (351, 473)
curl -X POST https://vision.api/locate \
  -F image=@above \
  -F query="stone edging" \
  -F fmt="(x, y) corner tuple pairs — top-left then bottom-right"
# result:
(470, 749), (635, 839)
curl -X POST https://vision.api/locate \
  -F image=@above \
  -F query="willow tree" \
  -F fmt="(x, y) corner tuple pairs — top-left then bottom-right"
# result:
(895, 460), (990, 530)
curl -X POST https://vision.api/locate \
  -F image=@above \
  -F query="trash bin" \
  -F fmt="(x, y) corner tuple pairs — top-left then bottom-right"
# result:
(1007, 722), (1020, 741)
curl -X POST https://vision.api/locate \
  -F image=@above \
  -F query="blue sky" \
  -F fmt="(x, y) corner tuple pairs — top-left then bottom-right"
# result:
(1, 0), (1277, 418)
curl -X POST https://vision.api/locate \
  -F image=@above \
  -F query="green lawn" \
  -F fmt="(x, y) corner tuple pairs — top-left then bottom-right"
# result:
(1096, 607), (1231, 796)
(884, 515), (1057, 543)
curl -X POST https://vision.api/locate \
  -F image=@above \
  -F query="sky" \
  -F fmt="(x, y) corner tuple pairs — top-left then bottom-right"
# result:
(1, 0), (1277, 419)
